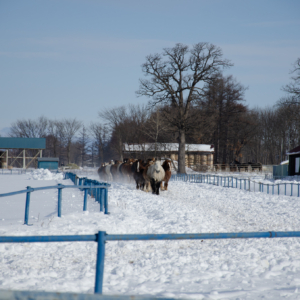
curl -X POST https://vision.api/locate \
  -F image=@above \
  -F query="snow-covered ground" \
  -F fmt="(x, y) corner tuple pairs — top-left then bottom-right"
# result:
(1, 169), (300, 299)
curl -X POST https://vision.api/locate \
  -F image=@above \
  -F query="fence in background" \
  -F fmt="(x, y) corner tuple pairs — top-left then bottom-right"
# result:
(0, 168), (61, 175)
(171, 173), (300, 197)
(0, 172), (110, 225)
(1, 230), (300, 295)
(64, 168), (98, 176)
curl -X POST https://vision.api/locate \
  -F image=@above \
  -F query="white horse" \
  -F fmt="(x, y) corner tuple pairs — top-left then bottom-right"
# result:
(147, 160), (165, 195)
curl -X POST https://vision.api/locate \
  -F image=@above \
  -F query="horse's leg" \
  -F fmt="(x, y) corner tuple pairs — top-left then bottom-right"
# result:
(156, 181), (161, 195)
(150, 179), (156, 194)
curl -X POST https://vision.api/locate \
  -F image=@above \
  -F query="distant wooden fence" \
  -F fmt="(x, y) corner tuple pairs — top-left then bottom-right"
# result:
(213, 163), (262, 172)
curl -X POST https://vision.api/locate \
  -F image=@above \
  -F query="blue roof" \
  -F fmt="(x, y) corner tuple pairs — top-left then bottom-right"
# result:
(0, 137), (46, 149)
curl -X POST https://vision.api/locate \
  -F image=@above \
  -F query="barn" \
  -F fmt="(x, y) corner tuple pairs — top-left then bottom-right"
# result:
(0, 137), (46, 169)
(287, 145), (300, 176)
(123, 143), (214, 170)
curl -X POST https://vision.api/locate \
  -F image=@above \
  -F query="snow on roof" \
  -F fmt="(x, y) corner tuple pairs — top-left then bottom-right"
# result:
(123, 143), (214, 152)
(280, 160), (289, 165)
(287, 145), (300, 155)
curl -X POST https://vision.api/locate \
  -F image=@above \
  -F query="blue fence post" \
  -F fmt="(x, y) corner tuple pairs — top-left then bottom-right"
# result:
(100, 188), (104, 212)
(278, 184), (280, 195)
(83, 188), (88, 211)
(95, 184), (98, 202)
(267, 184), (269, 194)
(298, 184), (300, 197)
(58, 184), (63, 217)
(272, 185), (274, 195)
(285, 183), (287, 196)
(236, 178), (237, 188)
(24, 186), (31, 225)
(291, 183), (293, 196)
(104, 188), (109, 214)
(94, 231), (106, 294)
(78, 178), (82, 191)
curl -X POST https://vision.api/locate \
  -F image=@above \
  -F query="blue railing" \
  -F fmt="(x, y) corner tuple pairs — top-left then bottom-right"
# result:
(0, 172), (110, 225)
(1, 230), (300, 295)
(171, 174), (300, 197)
(65, 172), (111, 213)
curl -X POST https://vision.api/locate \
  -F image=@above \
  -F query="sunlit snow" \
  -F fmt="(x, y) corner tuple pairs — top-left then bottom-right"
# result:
(1, 169), (300, 299)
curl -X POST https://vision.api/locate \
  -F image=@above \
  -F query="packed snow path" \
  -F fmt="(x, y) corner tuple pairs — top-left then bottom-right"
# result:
(1, 172), (300, 299)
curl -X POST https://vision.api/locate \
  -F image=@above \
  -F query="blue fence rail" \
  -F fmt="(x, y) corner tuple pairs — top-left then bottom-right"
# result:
(0, 172), (110, 225)
(65, 172), (111, 212)
(171, 174), (300, 197)
(1, 230), (300, 295)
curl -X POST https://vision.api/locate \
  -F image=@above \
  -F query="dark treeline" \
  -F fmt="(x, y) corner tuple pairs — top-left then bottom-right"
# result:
(7, 89), (300, 167)
(7, 55), (300, 168)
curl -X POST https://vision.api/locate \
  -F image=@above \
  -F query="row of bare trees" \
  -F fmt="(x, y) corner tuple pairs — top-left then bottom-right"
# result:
(9, 117), (108, 167)
(241, 57), (300, 165)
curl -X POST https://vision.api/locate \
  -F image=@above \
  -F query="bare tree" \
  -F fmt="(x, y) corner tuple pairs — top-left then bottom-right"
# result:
(136, 43), (232, 173)
(10, 116), (48, 138)
(47, 120), (66, 158)
(63, 118), (81, 165)
(141, 106), (168, 157)
(77, 125), (89, 167)
(282, 58), (300, 102)
(98, 106), (129, 161)
(199, 74), (248, 163)
(90, 122), (109, 165)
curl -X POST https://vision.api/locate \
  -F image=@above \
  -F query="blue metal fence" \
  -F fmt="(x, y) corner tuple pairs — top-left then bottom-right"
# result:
(171, 174), (300, 197)
(1, 230), (300, 295)
(0, 172), (110, 225)
(0, 289), (167, 300)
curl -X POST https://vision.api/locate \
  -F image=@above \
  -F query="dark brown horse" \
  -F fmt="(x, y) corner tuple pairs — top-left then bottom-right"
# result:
(161, 159), (172, 191)
(119, 158), (136, 182)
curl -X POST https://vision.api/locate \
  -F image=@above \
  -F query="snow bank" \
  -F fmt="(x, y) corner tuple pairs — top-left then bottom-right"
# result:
(28, 169), (63, 181)
(1, 173), (300, 298)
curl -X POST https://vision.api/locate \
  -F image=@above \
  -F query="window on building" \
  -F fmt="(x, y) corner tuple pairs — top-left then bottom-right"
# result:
(296, 157), (300, 174)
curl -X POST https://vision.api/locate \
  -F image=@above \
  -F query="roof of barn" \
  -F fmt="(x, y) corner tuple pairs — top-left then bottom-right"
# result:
(123, 143), (214, 153)
(287, 145), (300, 156)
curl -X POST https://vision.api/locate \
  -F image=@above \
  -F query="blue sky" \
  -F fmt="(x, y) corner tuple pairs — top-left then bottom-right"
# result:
(0, 0), (299, 134)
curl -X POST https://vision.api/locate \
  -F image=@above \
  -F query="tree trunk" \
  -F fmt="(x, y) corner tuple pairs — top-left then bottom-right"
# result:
(119, 137), (123, 161)
(67, 143), (71, 165)
(178, 130), (186, 174)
